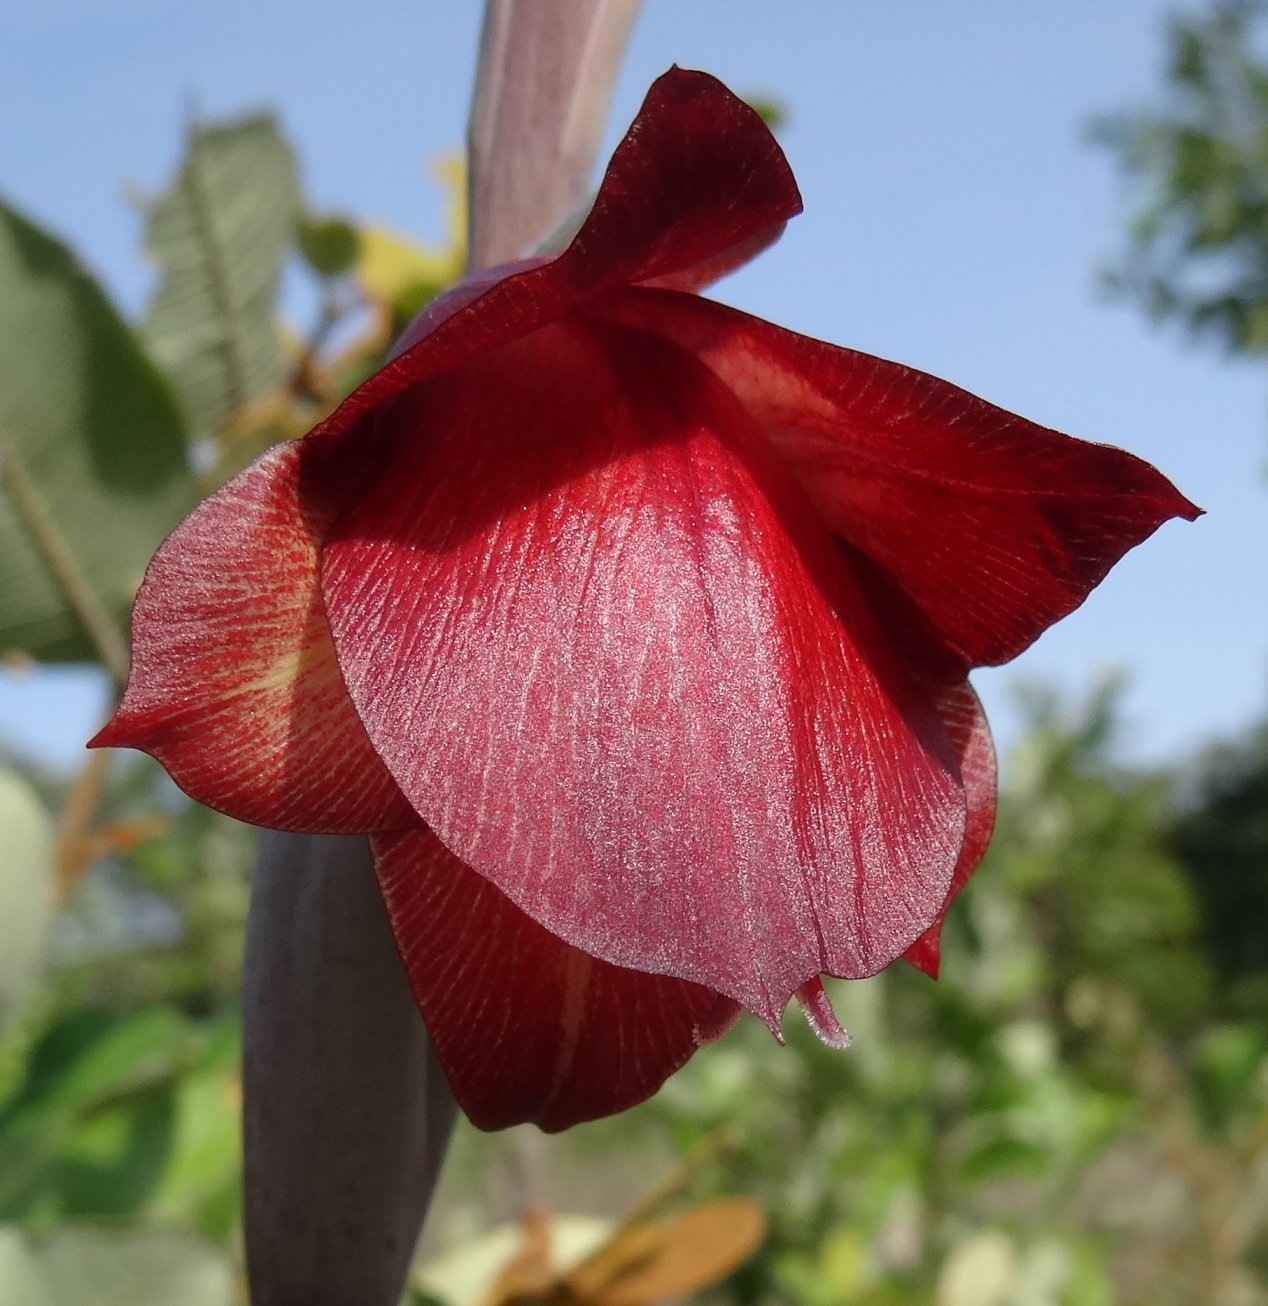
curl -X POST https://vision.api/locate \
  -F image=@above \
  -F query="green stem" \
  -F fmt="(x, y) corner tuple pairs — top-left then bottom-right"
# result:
(0, 424), (130, 687)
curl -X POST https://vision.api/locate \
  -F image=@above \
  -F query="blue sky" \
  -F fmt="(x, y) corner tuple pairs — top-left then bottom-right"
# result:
(1, 0), (1265, 772)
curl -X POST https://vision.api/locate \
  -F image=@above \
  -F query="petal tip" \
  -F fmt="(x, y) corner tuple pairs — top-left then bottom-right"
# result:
(86, 717), (127, 751)
(795, 977), (851, 1049)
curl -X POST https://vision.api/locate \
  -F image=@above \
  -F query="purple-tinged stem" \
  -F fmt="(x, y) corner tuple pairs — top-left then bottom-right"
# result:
(468, 0), (643, 270)
(243, 833), (456, 1305)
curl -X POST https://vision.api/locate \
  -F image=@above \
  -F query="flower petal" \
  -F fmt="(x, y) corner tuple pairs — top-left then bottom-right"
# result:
(322, 316), (965, 1021)
(371, 825), (724, 1132)
(590, 288), (1202, 668)
(832, 542), (996, 977)
(309, 67), (801, 446)
(901, 681), (996, 976)
(795, 978), (851, 1049)
(91, 441), (415, 833)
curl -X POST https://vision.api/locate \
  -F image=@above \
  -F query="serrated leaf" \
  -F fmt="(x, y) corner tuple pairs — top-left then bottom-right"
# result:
(0, 768), (54, 1031)
(0, 200), (194, 664)
(142, 113), (302, 444)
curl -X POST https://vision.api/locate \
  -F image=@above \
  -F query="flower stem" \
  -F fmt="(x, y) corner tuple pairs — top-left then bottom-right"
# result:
(467, 0), (644, 270)
(243, 832), (457, 1306)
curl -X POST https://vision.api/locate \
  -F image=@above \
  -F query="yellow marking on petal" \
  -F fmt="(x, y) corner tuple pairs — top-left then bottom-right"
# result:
(235, 628), (340, 698)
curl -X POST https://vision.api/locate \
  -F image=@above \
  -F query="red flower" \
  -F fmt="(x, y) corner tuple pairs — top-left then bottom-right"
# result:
(92, 69), (1198, 1132)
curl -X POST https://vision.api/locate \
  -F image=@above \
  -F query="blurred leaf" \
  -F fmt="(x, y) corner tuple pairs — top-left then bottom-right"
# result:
(1096, 4), (1268, 355)
(771, 1228), (865, 1306)
(0, 768), (54, 1031)
(40, 1225), (232, 1306)
(1061, 1240), (1116, 1306)
(742, 94), (788, 132)
(20, 1006), (187, 1115)
(0, 199), (193, 663)
(1172, 724), (1268, 995)
(356, 222), (461, 324)
(141, 113), (302, 444)
(0, 1006), (191, 1220)
(936, 1232), (1017, 1306)
(1192, 1023), (1265, 1133)
(414, 1217), (613, 1306)
(567, 1198), (766, 1306)
(355, 154), (466, 336)
(148, 1013), (242, 1240)
(52, 1087), (175, 1219)
(0, 1225), (53, 1306)
(958, 1137), (1048, 1182)
(297, 214), (360, 277)
(1242, 1222), (1268, 1288)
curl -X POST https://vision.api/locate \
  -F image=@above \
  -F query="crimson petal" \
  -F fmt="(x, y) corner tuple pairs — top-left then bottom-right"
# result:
(309, 67), (801, 447)
(372, 825), (725, 1132)
(832, 542), (997, 977)
(322, 316), (965, 1021)
(91, 441), (415, 833)
(590, 288), (1202, 669)
(901, 681), (996, 976)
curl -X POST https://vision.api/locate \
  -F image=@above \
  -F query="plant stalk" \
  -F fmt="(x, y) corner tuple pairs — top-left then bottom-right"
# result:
(468, 0), (643, 270)
(243, 832), (457, 1306)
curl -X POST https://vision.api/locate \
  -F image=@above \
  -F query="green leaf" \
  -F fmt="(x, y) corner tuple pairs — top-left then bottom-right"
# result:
(0, 199), (194, 665)
(0, 1006), (191, 1220)
(297, 213), (360, 277)
(0, 768), (54, 1032)
(958, 1137), (1048, 1183)
(148, 1015), (243, 1240)
(18, 1007), (188, 1118)
(142, 113), (302, 444)
(52, 1086), (176, 1219)
(742, 94), (788, 133)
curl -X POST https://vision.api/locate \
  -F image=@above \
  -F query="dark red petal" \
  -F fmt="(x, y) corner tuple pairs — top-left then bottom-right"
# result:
(90, 441), (415, 833)
(832, 542), (997, 978)
(372, 826), (723, 1132)
(589, 288), (1202, 669)
(795, 978), (851, 1048)
(640, 223), (790, 295)
(308, 67), (801, 446)
(901, 681), (996, 977)
(322, 317), (965, 1021)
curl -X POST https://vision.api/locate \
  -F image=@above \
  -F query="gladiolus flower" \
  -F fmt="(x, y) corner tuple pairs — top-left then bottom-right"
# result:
(91, 68), (1199, 1131)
